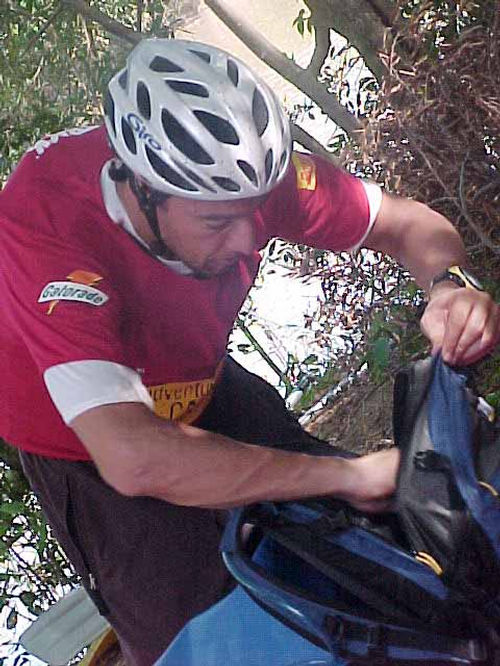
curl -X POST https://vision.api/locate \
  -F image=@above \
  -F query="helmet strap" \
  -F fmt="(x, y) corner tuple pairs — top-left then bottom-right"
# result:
(128, 175), (171, 257)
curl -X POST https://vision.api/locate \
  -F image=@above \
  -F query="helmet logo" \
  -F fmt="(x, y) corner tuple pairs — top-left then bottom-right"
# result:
(127, 113), (162, 151)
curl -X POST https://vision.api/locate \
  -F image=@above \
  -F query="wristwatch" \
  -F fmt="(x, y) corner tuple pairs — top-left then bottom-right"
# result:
(430, 265), (484, 292)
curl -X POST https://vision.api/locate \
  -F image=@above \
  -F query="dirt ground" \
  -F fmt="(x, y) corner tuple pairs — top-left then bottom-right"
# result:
(304, 373), (395, 455)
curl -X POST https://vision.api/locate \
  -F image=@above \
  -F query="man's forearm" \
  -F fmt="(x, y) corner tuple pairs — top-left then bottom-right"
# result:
(71, 402), (396, 510)
(365, 195), (468, 292)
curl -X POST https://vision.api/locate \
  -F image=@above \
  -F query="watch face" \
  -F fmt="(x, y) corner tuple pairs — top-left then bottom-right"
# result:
(448, 266), (484, 291)
(459, 268), (484, 291)
(432, 266), (485, 292)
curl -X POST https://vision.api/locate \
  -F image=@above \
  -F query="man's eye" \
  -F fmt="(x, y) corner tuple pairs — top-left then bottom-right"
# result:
(208, 220), (232, 230)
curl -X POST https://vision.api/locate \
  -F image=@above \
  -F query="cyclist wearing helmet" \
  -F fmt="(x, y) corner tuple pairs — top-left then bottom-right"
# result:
(0, 39), (498, 665)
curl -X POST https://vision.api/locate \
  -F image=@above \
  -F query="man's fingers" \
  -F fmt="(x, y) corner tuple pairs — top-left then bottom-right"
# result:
(439, 297), (474, 363)
(459, 310), (500, 364)
(434, 289), (500, 365)
(421, 288), (500, 366)
(443, 301), (487, 364)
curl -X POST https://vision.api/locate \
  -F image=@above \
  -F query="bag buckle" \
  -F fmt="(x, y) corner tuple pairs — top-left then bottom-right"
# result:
(414, 450), (449, 471)
(323, 614), (345, 646)
(325, 616), (389, 665)
(366, 624), (388, 663)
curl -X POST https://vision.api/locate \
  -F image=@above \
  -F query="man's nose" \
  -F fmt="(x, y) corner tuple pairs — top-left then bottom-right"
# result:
(226, 217), (255, 256)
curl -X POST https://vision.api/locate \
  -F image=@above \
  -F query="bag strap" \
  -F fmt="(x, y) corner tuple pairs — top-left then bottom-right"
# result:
(323, 613), (489, 664)
(247, 583), (489, 664)
(261, 519), (443, 629)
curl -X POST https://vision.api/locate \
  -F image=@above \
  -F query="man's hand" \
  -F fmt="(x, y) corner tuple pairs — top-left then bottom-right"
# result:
(420, 284), (500, 365)
(336, 448), (400, 513)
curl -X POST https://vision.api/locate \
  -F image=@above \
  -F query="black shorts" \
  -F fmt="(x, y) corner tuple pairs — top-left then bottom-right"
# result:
(20, 357), (343, 665)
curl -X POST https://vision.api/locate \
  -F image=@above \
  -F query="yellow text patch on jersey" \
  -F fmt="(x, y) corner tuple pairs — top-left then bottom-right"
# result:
(39, 270), (107, 315)
(292, 153), (317, 191)
(148, 376), (216, 424)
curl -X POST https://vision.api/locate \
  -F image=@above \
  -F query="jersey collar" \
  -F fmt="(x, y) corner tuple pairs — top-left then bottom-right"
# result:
(100, 160), (194, 276)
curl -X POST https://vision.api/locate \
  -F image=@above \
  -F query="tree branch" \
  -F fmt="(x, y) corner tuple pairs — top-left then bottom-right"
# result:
(305, 0), (388, 81)
(291, 124), (340, 164)
(204, 0), (362, 139)
(61, 0), (142, 44)
(137, 0), (144, 33)
(458, 157), (500, 255)
(21, 2), (65, 55)
(236, 317), (291, 391)
(365, 0), (398, 28)
(309, 24), (330, 80)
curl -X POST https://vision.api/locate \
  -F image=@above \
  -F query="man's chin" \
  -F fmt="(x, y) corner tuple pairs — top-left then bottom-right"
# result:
(192, 260), (237, 280)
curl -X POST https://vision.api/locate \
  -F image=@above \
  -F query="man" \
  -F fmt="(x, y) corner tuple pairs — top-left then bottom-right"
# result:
(0, 39), (498, 665)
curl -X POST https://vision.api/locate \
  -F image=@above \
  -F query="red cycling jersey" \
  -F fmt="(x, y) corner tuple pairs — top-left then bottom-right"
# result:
(0, 126), (372, 460)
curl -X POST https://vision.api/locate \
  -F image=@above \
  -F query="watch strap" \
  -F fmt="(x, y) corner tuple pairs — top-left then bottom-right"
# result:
(430, 266), (484, 292)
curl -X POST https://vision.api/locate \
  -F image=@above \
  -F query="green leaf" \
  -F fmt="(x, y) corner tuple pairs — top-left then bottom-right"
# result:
(485, 391), (500, 409)
(302, 354), (318, 365)
(36, 520), (48, 555)
(6, 607), (17, 630)
(0, 501), (25, 517)
(373, 337), (390, 367)
(365, 336), (391, 381)
(292, 9), (305, 36)
(20, 591), (36, 610)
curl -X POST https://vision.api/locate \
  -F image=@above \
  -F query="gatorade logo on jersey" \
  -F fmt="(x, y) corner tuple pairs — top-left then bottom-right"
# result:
(38, 270), (108, 315)
(291, 153), (317, 191)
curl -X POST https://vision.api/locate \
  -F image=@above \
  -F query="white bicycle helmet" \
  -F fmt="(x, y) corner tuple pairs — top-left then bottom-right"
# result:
(104, 38), (292, 200)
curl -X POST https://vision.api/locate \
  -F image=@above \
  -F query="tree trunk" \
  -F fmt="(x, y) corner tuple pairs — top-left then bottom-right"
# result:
(305, 0), (390, 82)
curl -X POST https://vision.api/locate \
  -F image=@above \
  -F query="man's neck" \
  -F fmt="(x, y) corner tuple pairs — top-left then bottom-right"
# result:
(115, 179), (153, 247)
(116, 179), (180, 260)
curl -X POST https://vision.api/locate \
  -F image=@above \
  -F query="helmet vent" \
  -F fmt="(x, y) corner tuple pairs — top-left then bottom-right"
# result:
(265, 149), (274, 182)
(189, 49), (211, 64)
(227, 59), (239, 87)
(173, 159), (216, 193)
(145, 146), (198, 192)
(252, 89), (269, 137)
(237, 160), (258, 186)
(150, 56), (184, 73)
(118, 70), (128, 90)
(136, 82), (151, 120)
(166, 81), (209, 98)
(121, 117), (137, 155)
(279, 149), (288, 171)
(161, 109), (214, 165)
(212, 176), (241, 193)
(104, 90), (116, 136)
(193, 111), (239, 145)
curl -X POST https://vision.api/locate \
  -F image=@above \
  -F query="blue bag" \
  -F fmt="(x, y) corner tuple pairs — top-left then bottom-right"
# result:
(158, 357), (500, 665)
(220, 357), (500, 664)
(155, 585), (337, 666)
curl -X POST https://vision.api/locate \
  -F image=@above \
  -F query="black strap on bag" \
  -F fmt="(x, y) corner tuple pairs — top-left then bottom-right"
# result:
(222, 357), (500, 664)
(394, 357), (500, 642)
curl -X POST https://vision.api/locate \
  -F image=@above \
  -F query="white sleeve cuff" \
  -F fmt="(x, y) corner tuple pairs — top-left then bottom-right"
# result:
(44, 360), (154, 425)
(348, 180), (383, 253)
